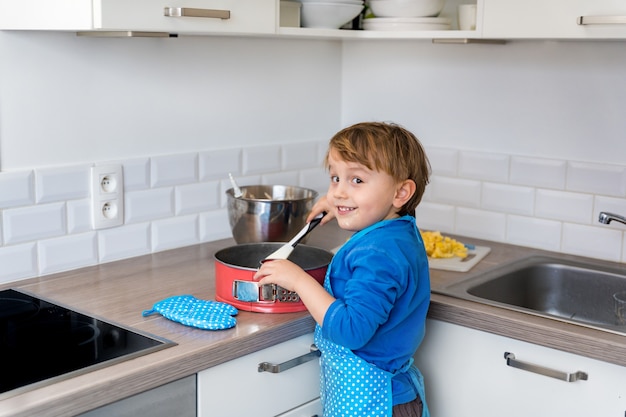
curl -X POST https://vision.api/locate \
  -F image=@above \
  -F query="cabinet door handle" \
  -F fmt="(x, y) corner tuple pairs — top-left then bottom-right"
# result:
(164, 7), (230, 20)
(76, 31), (172, 38)
(577, 15), (626, 25)
(258, 345), (320, 373)
(504, 352), (588, 383)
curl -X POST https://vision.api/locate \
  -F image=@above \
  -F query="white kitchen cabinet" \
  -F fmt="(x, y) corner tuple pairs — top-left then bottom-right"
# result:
(0, 0), (276, 34)
(0, 0), (485, 40)
(482, 0), (626, 39)
(276, 398), (322, 417)
(413, 319), (626, 417)
(5, 0), (626, 40)
(197, 333), (320, 417)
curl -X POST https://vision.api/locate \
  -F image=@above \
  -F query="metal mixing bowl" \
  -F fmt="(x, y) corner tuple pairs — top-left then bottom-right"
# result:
(226, 185), (318, 243)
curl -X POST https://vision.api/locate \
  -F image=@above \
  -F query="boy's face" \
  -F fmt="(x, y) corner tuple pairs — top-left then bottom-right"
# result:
(326, 150), (403, 232)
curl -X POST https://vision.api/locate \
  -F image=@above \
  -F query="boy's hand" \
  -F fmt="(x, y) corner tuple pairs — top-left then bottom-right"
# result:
(254, 259), (311, 293)
(307, 196), (334, 225)
(255, 258), (336, 327)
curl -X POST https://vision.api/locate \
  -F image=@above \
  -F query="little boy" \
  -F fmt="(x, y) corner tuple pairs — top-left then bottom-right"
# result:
(255, 121), (431, 417)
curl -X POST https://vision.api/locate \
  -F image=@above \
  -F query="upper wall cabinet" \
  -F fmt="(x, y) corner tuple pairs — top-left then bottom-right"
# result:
(482, 0), (626, 39)
(4, 0), (626, 40)
(0, 0), (276, 34)
(0, 0), (483, 39)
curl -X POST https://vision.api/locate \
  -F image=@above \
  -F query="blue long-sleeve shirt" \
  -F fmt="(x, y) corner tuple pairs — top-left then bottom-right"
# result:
(320, 215), (431, 405)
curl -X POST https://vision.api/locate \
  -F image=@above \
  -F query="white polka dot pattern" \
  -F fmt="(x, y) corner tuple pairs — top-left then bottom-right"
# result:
(142, 295), (238, 330)
(315, 326), (393, 417)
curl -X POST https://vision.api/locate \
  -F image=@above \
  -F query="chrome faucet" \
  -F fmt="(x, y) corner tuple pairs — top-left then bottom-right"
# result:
(599, 212), (626, 226)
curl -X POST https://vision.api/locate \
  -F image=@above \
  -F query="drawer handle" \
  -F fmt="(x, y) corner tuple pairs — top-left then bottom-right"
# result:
(577, 15), (626, 25)
(504, 352), (588, 383)
(258, 345), (320, 373)
(164, 7), (230, 20)
(76, 31), (172, 38)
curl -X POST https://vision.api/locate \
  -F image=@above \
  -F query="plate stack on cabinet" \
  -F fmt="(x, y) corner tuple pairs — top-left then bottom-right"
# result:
(364, 0), (451, 30)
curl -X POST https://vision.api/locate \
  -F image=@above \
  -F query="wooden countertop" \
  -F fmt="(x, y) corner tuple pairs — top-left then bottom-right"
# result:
(1, 223), (624, 416)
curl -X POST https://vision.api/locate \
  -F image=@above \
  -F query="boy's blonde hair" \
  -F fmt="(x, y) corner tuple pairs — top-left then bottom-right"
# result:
(325, 122), (431, 217)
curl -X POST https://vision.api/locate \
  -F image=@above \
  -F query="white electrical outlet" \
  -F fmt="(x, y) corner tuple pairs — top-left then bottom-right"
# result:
(91, 164), (124, 229)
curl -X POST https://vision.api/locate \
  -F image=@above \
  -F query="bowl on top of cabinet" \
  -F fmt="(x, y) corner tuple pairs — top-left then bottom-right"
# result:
(300, 0), (365, 29)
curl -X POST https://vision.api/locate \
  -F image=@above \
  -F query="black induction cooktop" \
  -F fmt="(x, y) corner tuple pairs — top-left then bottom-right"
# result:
(0, 288), (175, 399)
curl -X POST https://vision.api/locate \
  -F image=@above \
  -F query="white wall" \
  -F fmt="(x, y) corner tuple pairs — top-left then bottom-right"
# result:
(0, 32), (625, 284)
(0, 32), (341, 282)
(341, 40), (626, 261)
(0, 32), (342, 169)
(341, 40), (626, 165)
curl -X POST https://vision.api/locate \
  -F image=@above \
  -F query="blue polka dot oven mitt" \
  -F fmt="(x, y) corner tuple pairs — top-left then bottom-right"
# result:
(142, 295), (238, 330)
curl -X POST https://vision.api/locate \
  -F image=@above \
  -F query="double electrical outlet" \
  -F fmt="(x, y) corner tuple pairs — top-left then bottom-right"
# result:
(91, 164), (124, 229)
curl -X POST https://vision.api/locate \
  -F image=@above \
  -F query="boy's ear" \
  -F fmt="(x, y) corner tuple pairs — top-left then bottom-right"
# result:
(393, 179), (416, 208)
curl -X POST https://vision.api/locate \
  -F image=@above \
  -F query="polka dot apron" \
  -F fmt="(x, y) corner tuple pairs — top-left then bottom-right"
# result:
(314, 268), (430, 417)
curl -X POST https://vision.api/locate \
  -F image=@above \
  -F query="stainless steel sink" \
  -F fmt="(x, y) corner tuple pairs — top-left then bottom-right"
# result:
(438, 256), (626, 335)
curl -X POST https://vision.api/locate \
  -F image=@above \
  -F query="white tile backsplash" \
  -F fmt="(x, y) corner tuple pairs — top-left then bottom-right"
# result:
(38, 232), (98, 275)
(35, 165), (91, 203)
(506, 215), (562, 252)
(262, 170), (302, 187)
(561, 223), (622, 262)
(125, 187), (175, 223)
(175, 181), (220, 215)
(316, 141), (328, 166)
(482, 183), (534, 215)
(416, 149), (626, 261)
(67, 199), (92, 234)
(199, 148), (241, 181)
(122, 158), (151, 191)
(282, 141), (319, 171)
(199, 210), (231, 243)
(567, 161), (626, 197)
(415, 202), (456, 234)
(242, 144), (282, 175)
(151, 215), (199, 252)
(535, 189), (594, 224)
(151, 153), (198, 188)
(0, 243), (37, 283)
(455, 207), (507, 242)
(458, 151), (509, 182)
(0, 145), (624, 284)
(3, 202), (66, 244)
(98, 222), (151, 263)
(428, 176), (482, 207)
(424, 147), (458, 177)
(0, 170), (35, 208)
(299, 167), (328, 195)
(510, 156), (567, 189)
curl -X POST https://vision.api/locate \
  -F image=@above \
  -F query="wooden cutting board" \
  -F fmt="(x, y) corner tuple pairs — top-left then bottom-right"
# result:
(427, 245), (491, 272)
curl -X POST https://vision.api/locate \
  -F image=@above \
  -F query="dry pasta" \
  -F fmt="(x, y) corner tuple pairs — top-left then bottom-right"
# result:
(420, 231), (468, 259)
